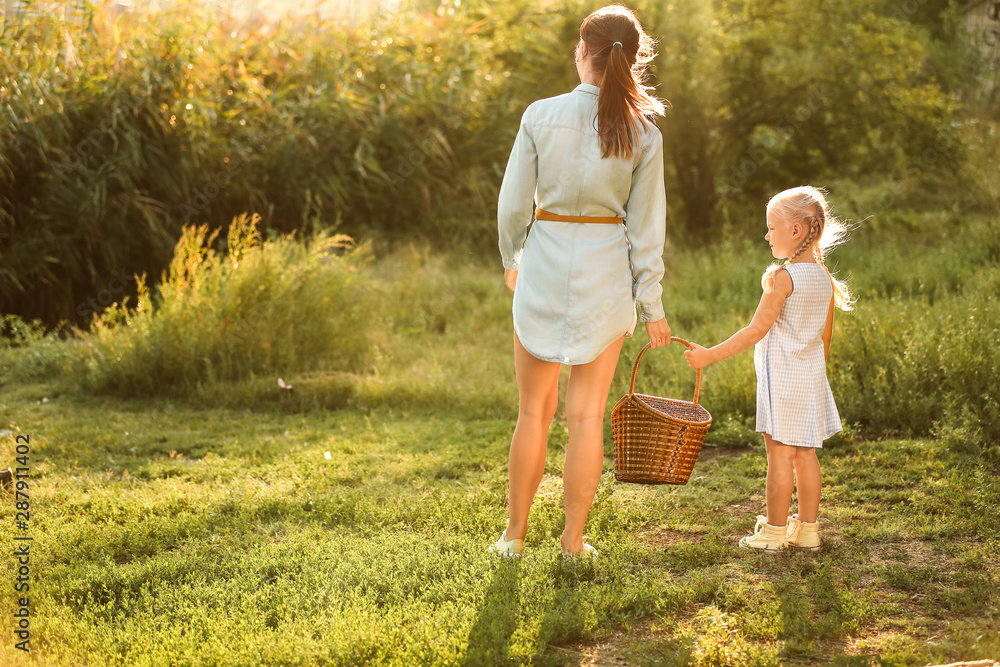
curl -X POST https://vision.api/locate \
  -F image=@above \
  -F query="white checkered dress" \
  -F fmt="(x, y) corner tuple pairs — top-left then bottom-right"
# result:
(754, 262), (842, 448)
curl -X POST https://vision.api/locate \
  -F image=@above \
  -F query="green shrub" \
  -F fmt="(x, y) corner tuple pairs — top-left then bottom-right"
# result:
(0, 314), (70, 380)
(826, 262), (999, 460)
(68, 214), (371, 395)
(934, 269), (1000, 463)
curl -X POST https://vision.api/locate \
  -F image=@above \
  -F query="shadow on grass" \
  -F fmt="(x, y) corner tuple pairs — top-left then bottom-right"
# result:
(772, 558), (874, 662)
(464, 559), (522, 666)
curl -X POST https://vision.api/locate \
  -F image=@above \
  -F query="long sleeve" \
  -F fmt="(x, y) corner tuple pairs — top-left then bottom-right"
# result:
(623, 125), (667, 322)
(497, 105), (538, 271)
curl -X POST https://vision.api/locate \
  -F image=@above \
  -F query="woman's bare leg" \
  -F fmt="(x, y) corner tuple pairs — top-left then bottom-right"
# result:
(561, 336), (626, 553)
(505, 333), (560, 541)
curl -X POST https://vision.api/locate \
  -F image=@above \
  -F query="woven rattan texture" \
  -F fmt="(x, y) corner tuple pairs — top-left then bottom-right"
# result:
(611, 339), (713, 485)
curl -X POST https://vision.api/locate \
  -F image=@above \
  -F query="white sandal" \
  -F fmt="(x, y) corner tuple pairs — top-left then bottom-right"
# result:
(562, 541), (598, 558)
(488, 530), (524, 558)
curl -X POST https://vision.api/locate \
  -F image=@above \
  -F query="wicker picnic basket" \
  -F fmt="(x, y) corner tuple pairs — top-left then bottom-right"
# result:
(611, 337), (712, 485)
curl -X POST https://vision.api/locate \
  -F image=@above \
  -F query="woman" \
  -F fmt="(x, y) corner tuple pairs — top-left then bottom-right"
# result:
(493, 5), (672, 557)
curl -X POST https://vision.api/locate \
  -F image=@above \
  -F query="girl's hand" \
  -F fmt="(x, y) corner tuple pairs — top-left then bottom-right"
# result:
(504, 269), (517, 292)
(644, 318), (671, 349)
(683, 343), (714, 369)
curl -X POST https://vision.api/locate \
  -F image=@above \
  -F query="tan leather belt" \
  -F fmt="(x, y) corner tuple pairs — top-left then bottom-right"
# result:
(534, 208), (623, 224)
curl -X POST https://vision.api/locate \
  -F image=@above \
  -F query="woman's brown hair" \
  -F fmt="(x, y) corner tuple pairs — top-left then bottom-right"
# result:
(578, 4), (667, 159)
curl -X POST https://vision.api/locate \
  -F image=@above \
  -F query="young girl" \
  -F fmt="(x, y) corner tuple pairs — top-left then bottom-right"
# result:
(684, 186), (853, 552)
(493, 5), (672, 557)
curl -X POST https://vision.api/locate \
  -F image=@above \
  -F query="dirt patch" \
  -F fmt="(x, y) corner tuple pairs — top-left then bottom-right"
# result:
(540, 619), (668, 666)
(865, 538), (998, 580)
(867, 539), (948, 569)
(544, 637), (633, 666)
(638, 528), (699, 549)
(544, 614), (999, 667)
(540, 610), (919, 666)
(713, 498), (765, 518)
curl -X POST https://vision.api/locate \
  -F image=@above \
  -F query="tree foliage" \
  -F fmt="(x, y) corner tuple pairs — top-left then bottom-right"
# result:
(649, 0), (966, 239)
(0, 0), (983, 325)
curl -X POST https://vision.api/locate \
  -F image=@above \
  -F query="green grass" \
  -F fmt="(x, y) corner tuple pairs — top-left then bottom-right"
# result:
(1, 209), (998, 664)
(1, 391), (997, 665)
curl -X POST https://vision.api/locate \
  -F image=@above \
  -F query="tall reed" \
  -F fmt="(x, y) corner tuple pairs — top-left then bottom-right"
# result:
(0, 0), (583, 325)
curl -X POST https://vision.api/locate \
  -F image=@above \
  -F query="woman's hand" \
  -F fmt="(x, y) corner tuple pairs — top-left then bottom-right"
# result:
(683, 343), (714, 369)
(504, 269), (517, 292)
(644, 318), (671, 349)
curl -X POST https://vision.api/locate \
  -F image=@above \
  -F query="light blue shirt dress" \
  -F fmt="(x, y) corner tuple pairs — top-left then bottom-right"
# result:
(497, 83), (667, 365)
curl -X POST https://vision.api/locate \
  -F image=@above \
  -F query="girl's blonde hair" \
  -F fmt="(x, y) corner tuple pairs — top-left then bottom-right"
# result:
(762, 186), (855, 311)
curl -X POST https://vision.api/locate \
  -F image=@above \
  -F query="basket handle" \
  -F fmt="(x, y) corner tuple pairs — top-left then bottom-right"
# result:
(627, 337), (703, 405)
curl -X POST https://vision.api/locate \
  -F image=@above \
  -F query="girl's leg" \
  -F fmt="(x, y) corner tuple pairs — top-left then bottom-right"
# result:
(561, 335), (626, 553)
(763, 434), (797, 526)
(505, 333), (561, 541)
(792, 447), (821, 523)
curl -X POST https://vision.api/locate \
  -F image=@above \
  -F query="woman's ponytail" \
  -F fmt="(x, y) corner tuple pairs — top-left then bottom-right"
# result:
(579, 5), (667, 159)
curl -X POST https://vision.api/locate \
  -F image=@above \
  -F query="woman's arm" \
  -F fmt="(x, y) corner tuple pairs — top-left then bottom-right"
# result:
(497, 104), (539, 273)
(623, 127), (667, 323)
(505, 268), (517, 292)
(684, 268), (793, 368)
(644, 318), (672, 348)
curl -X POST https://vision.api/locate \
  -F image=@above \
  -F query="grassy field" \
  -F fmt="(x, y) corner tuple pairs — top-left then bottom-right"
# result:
(1, 390), (997, 664)
(1, 209), (999, 665)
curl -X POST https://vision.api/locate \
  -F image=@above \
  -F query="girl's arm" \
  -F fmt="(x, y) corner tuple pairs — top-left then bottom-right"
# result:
(823, 293), (834, 358)
(684, 268), (793, 369)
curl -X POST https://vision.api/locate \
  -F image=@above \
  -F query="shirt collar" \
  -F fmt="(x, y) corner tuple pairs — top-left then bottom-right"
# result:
(574, 83), (600, 96)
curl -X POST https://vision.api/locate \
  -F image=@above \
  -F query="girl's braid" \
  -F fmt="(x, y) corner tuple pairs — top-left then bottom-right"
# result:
(790, 200), (824, 262)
